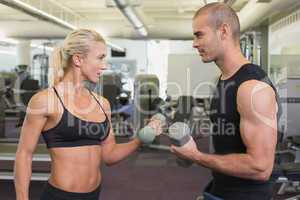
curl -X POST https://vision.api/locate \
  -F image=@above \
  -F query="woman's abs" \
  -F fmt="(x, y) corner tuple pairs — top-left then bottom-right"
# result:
(48, 146), (102, 193)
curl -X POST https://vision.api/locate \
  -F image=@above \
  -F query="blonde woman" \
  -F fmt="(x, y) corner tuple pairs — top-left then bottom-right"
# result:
(13, 29), (159, 200)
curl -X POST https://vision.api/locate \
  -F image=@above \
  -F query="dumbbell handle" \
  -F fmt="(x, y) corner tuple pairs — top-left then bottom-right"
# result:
(168, 122), (193, 167)
(168, 122), (191, 146)
(169, 133), (191, 147)
(137, 113), (166, 144)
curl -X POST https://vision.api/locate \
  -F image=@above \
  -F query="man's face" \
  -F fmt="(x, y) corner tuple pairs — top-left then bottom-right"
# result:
(192, 14), (222, 63)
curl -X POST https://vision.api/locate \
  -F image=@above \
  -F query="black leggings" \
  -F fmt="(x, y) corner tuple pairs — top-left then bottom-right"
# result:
(40, 182), (101, 200)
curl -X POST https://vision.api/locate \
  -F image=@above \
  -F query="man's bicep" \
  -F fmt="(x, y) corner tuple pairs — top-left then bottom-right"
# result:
(238, 80), (278, 170)
(240, 115), (277, 159)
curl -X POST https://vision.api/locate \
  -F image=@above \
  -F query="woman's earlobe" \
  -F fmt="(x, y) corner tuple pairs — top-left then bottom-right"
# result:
(72, 55), (82, 67)
(221, 32), (226, 40)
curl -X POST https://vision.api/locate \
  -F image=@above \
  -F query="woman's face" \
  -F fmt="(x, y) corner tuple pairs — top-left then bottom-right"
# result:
(81, 41), (107, 83)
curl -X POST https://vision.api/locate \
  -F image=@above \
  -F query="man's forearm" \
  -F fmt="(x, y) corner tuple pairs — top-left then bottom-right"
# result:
(192, 151), (270, 181)
(14, 153), (32, 200)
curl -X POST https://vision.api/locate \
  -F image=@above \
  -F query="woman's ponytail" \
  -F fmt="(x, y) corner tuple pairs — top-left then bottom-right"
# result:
(49, 47), (65, 86)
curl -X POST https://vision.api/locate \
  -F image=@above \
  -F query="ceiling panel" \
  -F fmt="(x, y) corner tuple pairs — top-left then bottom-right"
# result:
(0, 0), (293, 40)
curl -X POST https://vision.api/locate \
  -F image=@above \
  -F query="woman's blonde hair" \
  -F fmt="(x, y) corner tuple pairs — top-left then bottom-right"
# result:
(49, 29), (105, 85)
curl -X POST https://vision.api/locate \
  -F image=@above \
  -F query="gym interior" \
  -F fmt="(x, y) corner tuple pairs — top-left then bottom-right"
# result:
(0, 0), (299, 200)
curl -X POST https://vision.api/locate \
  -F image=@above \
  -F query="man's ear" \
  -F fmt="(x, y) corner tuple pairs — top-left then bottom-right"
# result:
(71, 54), (83, 67)
(219, 23), (230, 40)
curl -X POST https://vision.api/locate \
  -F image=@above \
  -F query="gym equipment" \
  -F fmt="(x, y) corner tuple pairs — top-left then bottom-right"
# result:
(137, 113), (166, 144)
(16, 78), (40, 127)
(274, 77), (300, 198)
(153, 95), (200, 136)
(8, 65), (40, 128)
(133, 74), (159, 132)
(98, 72), (122, 111)
(139, 95), (204, 158)
(19, 79), (40, 105)
(13, 65), (30, 106)
(278, 78), (300, 142)
(0, 76), (6, 139)
(277, 164), (300, 194)
(13, 65), (40, 106)
(150, 97), (175, 122)
(32, 53), (49, 88)
(173, 95), (195, 124)
(168, 122), (191, 146)
(0, 143), (50, 181)
(168, 122), (193, 167)
(240, 31), (261, 65)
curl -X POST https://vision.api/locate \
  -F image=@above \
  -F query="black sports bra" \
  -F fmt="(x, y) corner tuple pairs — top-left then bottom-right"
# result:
(41, 87), (110, 148)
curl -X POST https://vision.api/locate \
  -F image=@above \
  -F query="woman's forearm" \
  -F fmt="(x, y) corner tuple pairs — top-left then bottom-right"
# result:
(14, 151), (33, 200)
(105, 138), (142, 165)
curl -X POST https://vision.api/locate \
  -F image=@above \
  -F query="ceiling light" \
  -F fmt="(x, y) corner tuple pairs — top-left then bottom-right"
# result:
(0, 0), (125, 52)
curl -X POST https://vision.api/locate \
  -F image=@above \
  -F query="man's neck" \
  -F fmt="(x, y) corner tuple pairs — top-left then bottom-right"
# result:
(216, 47), (250, 80)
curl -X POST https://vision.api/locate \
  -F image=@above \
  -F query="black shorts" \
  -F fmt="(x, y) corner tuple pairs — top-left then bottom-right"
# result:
(40, 182), (101, 200)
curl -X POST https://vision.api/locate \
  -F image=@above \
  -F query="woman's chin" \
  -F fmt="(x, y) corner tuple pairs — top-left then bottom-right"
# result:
(82, 78), (97, 85)
(91, 77), (100, 83)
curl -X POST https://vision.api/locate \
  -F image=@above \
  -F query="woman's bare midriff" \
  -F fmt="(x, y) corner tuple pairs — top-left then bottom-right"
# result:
(48, 145), (102, 193)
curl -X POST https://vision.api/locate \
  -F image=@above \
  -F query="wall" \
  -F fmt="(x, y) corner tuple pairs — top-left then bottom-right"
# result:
(258, 25), (269, 72)
(166, 41), (220, 99)
(146, 40), (221, 99)
(108, 39), (148, 73)
(146, 40), (169, 98)
(0, 46), (17, 72)
(168, 54), (220, 99)
(268, 8), (300, 83)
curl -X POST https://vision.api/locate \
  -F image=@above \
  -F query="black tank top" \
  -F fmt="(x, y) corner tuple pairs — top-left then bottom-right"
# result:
(209, 64), (280, 195)
(41, 87), (110, 148)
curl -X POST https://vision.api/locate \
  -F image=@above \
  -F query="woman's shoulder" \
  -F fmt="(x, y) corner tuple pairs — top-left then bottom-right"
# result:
(28, 88), (56, 108)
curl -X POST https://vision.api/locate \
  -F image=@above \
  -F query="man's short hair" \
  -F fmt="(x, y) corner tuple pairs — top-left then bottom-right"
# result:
(194, 3), (240, 41)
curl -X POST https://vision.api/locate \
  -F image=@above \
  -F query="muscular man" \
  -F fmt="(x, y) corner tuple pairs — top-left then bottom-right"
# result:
(171, 3), (279, 200)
